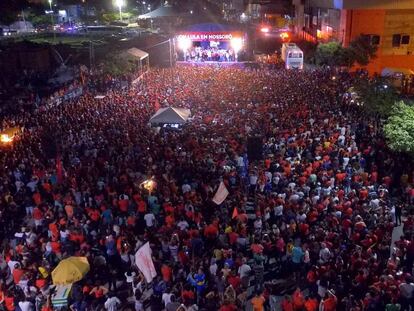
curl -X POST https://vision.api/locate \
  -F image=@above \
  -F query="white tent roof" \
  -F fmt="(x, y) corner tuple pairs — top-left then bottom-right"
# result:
(138, 5), (185, 19)
(127, 48), (149, 60)
(381, 67), (414, 76)
(149, 107), (191, 124)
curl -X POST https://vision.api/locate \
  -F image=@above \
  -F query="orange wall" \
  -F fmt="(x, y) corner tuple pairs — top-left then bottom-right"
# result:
(345, 9), (414, 75)
(347, 9), (386, 46)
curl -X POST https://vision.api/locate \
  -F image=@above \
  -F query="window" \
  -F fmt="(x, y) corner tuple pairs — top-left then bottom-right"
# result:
(362, 34), (380, 45)
(393, 34), (401, 47)
(402, 35), (410, 45)
(393, 34), (410, 47)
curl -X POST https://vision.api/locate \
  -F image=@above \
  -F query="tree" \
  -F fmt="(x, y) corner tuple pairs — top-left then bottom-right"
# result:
(314, 36), (377, 68)
(348, 35), (377, 66)
(314, 41), (343, 66)
(354, 77), (398, 119)
(384, 101), (414, 154)
(102, 52), (138, 76)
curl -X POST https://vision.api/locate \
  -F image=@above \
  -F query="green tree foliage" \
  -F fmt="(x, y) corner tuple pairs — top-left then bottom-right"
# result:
(384, 101), (414, 154)
(348, 35), (377, 66)
(354, 77), (398, 118)
(315, 41), (343, 66)
(315, 36), (377, 67)
(102, 52), (138, 76)
(28, 14), (52, 27)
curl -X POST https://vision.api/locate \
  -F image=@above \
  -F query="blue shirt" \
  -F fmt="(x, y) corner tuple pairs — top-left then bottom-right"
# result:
(292, 246), (304, 264)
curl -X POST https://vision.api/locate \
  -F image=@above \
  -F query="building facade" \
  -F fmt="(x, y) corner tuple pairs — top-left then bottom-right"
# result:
(292, 0), (414, 75)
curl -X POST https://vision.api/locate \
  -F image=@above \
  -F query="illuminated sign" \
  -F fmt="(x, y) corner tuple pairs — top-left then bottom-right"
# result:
(176, 32), (243, 41)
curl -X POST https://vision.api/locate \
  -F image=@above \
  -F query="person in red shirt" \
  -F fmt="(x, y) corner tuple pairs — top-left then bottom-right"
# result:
(33, 206), (43, 229)
(320, 290), (337, 311)
(227, 272), (241, 291)
(304, 295), (318, 311)
(161, 264), (172, 283)
(219, 301), (237, 311)
(281, 295), (294, 311)
(292, 288), (305, 310)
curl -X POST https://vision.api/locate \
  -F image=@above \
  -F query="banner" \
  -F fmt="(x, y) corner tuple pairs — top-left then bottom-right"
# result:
(177, 32), (245, 42)
(212, 181), (229, 205)
(135, 242), (157, 283)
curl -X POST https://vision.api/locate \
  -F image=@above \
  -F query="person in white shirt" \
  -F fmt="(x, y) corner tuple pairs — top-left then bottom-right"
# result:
(162, 291), (173, 307)
(18, 300), (34, 311)
(182, 183), (191, 194)
(104, 294), (121, 311)
(319, 243), (331, 264)
(177, 219), (189, 231)
(209, 259), (218, 276)
(238, 258), (251, 279)
(8, 260), (20, 274)
(144, 212), (155, 228)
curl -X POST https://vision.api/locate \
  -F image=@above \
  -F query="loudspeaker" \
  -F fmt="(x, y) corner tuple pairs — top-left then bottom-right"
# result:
(247, 136), (263, 162)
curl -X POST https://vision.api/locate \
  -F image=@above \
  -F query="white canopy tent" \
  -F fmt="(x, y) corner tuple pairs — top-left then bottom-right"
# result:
(127, 48), (150, 80)
(149, 107), (191, 125)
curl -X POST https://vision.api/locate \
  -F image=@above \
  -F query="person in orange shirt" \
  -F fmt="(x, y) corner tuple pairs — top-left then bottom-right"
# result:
(64, 204), (74, 219)
(251, 291), (265, 311)
(304, 295), (318, 311)
(292, 288), (305, 310)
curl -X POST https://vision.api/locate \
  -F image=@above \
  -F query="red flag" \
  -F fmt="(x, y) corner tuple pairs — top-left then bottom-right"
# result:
(232, 207), (238, 219)
(56, 155), (63, 184)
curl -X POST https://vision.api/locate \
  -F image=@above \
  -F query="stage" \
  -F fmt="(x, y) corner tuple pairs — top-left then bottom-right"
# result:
(176, 61), (246, 68)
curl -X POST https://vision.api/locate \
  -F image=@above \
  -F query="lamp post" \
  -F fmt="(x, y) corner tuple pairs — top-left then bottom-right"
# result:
(115, 0), (124, 21)
(48, 0), (56, 42)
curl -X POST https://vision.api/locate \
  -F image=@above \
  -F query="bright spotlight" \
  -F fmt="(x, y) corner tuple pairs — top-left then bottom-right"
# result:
(0, 134), (13, 144)
(115, 0), (124, 7)
(261, 27), (269, 33)
(231, 37), (243, 53)
(178, 37), (192, 51)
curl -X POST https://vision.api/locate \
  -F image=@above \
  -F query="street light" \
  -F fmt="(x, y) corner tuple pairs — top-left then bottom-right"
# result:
(115, 0), (124, 21)
(48, 0), (56, 42)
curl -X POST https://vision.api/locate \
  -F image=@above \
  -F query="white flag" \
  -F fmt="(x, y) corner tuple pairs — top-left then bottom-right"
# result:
(212, 181), (229, 205)
(135, 242), (157, 283)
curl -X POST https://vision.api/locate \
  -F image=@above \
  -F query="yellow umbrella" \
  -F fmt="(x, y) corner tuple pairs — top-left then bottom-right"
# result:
(52, 257), (90, 285)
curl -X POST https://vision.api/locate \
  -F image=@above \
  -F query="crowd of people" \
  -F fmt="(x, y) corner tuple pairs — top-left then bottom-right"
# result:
(0, 64), (413, 311)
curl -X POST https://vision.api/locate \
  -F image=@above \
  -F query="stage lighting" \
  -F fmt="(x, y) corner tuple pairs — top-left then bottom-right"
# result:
(177, 37), (192, 51)
(231, 37), (243, 53)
